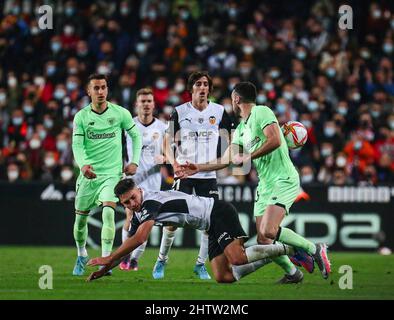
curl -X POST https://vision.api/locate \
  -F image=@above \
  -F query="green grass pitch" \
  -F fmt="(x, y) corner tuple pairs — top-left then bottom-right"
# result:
(0, 247), (393, 300)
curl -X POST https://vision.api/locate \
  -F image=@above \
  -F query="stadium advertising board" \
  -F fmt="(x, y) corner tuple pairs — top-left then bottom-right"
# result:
(0, 183), (392, 251)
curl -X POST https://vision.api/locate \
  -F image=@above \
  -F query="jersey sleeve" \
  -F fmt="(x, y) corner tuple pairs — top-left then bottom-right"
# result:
(128, 212), (142, 237)
(71, 112), (88, 169)
(255, 106), (278, 130)
(122, 108), (142, 165)
(231, 125), (243, 147)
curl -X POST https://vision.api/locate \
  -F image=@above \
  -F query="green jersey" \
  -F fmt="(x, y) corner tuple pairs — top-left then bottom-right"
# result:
(232, 105), (298, 185)
(72, 101), (142, 176)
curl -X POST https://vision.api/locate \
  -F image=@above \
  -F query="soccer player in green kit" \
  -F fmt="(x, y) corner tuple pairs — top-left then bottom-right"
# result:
(72, 74), (142, 276)
(179, 82), (331, 283)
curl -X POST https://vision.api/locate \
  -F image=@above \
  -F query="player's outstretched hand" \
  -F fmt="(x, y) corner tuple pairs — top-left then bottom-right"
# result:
(124, 163), (138, 176)
(81, 165), (97, 179)
(86, 269), (106, 282)
(179, 161), (199, 178)
(232, 153), (251, 165)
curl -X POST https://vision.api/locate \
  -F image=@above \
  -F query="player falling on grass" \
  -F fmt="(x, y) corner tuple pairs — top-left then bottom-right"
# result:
(71, 74), (142, 276)
(152, 71), (234, 280)
(119, 88), (167, 271)
(180, 82), (331, 283)
(86, 178), (307, 283)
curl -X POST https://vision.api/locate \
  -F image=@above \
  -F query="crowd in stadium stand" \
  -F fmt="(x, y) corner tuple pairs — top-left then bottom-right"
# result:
(0, 0), (393, 186)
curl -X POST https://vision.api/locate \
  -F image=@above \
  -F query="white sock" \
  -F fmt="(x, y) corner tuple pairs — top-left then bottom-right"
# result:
(196, 231), (209, 265)
(245, 244), (294, 263)
(131, 241), (147, 260)
(77, 246), (88, 257)
(232, 259), (272, 281)
(288, 265), (297, 276)
(102, 251), (111, 258)
(158, 228), (176, 262)
(122, 228), (129, 243)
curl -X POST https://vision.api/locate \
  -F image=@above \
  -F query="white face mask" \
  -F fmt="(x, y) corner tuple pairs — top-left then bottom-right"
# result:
(8, 77), (17, 87)
(156, 80), (167, 90)
(174, 83), (185, 93)
(8, 170), (19, 181)
(301, 174), (313, 184)
(30, 139), (41, 149)
(336, 157), (347, 167)
(223, 104), (232, 114)
(163, 105), (174, 115)
(44, 157), (56, 168)
(57, 140), (68, 151)
(61, 170), (73, 181)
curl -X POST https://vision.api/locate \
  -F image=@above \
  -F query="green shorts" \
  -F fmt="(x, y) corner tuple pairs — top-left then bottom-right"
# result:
(74, 174), (122, 211)
(253, 176), (300, 217)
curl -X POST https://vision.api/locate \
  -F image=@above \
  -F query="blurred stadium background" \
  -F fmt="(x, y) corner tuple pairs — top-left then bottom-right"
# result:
(0, 0), (393, 299)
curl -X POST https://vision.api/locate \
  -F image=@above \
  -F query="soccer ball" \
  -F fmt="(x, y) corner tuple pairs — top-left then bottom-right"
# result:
(281, 121), (308, 149)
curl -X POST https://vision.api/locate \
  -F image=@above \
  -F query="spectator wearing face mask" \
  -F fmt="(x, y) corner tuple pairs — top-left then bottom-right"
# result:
(300, 165), (315, 185)
(153, 76), (170, 108)
(318, 120), (344, 151)
(6, 163), (21, 183)
(7, 109), (28, 146)
(39, 151), (59, 182)
(58, 165), (75, 184)
(344, 131), (376, 176)
(56, 132), (73, 166)
(27, 132), (44, 174)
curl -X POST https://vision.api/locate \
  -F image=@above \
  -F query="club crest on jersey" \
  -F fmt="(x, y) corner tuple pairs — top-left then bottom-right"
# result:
(107, 118), (115, 125)
(152, 132), (160, 140)
(209, 116), (216, 125)
(198, 118), (204, 124)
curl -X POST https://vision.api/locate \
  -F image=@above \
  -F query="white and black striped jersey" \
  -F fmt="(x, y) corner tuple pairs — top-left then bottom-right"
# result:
(125, 117), (167, 190)
(168, 101), (234, 179)
(129, 189), (215, 236)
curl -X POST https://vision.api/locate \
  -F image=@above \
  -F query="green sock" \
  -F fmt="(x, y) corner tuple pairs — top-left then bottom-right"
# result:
(73, 213), (88, 248)
(278, 227), (316, 255)
(101, 206), (115, 256)
(272, 255), (296, 275)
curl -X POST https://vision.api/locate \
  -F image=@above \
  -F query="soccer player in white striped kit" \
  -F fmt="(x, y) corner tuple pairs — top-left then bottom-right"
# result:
(152, 71), (234, 280)
(120, 88), (167, 271)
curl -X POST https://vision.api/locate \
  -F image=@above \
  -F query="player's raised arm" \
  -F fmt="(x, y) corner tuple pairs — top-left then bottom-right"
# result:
(250, 123), (282, 160)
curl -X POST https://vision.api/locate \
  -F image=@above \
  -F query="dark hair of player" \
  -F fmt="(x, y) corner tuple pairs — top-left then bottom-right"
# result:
(114, 178), (136, 197)
(87, 73), (108, 86)
(233, 82), (257, 103)
(136, 87), (153, 97)
(187, 71), (213, 93)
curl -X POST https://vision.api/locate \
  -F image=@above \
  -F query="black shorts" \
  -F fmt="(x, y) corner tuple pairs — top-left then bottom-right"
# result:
(207, 200), (249, 260)
(172, 178), (219, 199)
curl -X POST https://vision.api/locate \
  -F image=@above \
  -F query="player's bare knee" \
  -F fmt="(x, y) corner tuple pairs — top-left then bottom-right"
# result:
(166, 226), (177, 232)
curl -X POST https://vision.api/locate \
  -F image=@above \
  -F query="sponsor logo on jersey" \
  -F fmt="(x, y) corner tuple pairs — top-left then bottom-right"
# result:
(179, 118), (192, 123)
(209, 116), (216, 125)
(245, 136), (261, 149)
(87, 131), (116, 139)
(187, 131), (214, 138)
